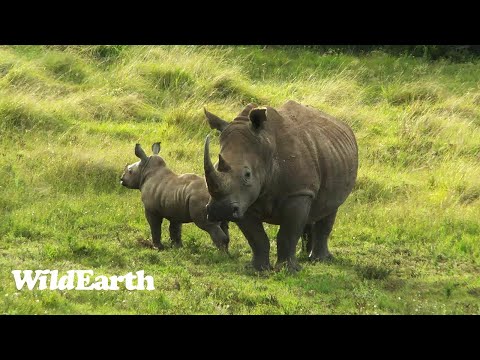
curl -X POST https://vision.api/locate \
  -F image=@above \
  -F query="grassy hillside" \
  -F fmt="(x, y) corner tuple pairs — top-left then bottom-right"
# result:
(0, 45), (479, 314)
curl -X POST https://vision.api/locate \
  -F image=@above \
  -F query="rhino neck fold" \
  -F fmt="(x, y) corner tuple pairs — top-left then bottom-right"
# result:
(138, 158), (152, 190)
(258, 154), (280, 199)
(139, 162), (174, 191)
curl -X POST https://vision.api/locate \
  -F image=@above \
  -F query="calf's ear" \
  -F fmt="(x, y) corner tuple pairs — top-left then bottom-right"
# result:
(204, 108), (229, 132)
(135, 144), (148, 162)
(152, 142), (161, 155)
(249, 107), (267, 131)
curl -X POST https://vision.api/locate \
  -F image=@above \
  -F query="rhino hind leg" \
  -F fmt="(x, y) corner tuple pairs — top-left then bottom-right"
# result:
(169, 221), (183, 248)
(275, 195), (313, 273)
(309, 210), (337, 262)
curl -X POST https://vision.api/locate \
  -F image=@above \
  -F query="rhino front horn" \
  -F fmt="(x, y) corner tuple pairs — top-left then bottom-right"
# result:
(204, 135), (224, 194)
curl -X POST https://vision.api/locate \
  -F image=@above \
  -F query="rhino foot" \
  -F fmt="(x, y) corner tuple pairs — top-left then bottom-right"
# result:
(171, 241), (183, 249)
(309, 252), (334, 262)
(153, 243), (165, 251)
(252, 259), (273, 272)
(274, 258), (302, 273)
(214, 240), (229, 254)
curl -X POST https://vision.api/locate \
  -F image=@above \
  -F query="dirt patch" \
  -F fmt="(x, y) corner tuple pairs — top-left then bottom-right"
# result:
(136, 237), (154, 249)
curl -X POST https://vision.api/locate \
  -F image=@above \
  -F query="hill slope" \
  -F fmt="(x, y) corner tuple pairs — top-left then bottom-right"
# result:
(0, 45), (479, 314)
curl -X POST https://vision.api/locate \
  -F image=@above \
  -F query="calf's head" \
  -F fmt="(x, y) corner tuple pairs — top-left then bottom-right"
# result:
(203, 105), (274, 221)
(120, 142), (163, 189)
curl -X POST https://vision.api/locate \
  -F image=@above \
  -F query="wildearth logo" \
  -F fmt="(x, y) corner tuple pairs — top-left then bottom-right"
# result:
(11, 270), (155, 291)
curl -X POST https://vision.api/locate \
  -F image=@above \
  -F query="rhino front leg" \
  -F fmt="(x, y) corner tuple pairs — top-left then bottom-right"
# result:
(309, 210), (337, 262)
(275, 195), (312, 273)
(220, 221), (230, 249)
(145, 210), (164, 250)
(169, 221), (183, 248)
(236, 214), (272, 271)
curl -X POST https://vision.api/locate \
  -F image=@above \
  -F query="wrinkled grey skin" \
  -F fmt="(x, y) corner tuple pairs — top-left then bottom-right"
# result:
(203, 101), (358, 272)
(121, 142), (229, 252)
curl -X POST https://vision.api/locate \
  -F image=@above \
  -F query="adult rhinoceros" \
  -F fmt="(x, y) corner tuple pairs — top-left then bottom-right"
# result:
(203, 101), (358, 272)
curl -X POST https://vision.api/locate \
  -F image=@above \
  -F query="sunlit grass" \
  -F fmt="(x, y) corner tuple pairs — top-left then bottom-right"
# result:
(0, 45), (479, 314)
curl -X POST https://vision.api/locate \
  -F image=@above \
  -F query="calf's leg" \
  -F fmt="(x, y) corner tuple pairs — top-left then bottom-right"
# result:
(145, 210), (164, 250)
(220, 221), (230, 249)
(190, 196), (228, 252)
(169, 221), (183, 248)
(202, 224), (229, 253)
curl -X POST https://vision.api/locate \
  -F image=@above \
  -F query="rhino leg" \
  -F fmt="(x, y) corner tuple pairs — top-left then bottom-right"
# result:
(145, 210), (164, 250)
(236, 214), (272, 271)
(275, 195), (313, 273)
(169, 221), (183, 248)
(203, 224), (229, 253)
(220, 221), (230, 249)
(309, 210), (337, 262)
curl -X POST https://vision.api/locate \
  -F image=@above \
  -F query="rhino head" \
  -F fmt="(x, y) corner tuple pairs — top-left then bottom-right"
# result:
(203, 104), (275, 221)
(120, 142), (163, 189)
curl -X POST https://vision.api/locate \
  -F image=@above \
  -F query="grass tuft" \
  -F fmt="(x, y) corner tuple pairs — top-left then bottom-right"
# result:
(42, 52), (89, 84)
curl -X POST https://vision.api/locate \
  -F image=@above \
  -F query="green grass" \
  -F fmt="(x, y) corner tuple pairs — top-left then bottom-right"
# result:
(0, 45), (479, 314)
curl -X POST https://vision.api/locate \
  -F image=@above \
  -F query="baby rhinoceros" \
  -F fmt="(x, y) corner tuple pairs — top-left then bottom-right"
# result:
(120, 142), (230, 252)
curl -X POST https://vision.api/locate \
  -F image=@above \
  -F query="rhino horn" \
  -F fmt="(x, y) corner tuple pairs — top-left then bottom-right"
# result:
(204, 135), (225, 194)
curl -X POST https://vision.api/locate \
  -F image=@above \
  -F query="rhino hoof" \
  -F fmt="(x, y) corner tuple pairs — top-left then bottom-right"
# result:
(252, 261), (273, 272)
(171, 241), (183, 249)
(274, 259), (302, 273)
(214, 242), (229, 254)
(309, 252), (334, 262)
(153, 243), (165, 251)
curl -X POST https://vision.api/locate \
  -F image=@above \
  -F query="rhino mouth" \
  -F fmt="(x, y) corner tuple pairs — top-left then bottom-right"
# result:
(206, 201), (243, 222)
(231, 203), (241, 219)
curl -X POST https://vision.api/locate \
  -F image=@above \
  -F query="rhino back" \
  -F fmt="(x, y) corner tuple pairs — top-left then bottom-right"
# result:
(142, 172), (206, 222)
(269, 101), (358, 218)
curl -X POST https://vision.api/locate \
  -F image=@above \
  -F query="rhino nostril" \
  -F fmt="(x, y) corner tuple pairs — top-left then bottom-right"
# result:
(232, 205), (240, 218)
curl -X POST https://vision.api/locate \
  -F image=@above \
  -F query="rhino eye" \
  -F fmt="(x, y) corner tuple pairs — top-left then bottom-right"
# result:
(243, 169), (252, 183)
(128, 169), (132, 174)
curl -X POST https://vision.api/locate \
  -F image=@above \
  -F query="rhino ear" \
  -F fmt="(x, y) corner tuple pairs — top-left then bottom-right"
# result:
(238, 103), (258, 117)
(135, 144), (148, 162)
(204, 108), (229, 132)
(152, 142), (161, 155)
(249, 107), (267, 131)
